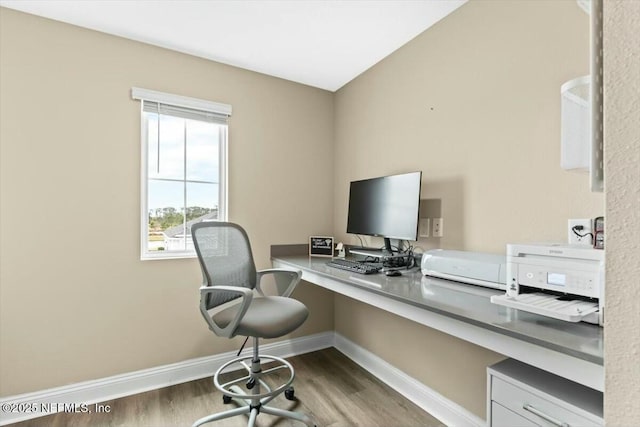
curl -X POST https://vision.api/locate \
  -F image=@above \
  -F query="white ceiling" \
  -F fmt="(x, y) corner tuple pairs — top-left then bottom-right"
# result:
(0, 0), (466, 92)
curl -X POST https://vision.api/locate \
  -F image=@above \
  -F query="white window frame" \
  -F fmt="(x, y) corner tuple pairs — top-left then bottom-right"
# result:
(132, 87), (231, 260)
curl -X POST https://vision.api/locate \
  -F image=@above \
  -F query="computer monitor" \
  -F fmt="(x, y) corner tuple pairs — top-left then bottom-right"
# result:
(346, 171), (422, 254)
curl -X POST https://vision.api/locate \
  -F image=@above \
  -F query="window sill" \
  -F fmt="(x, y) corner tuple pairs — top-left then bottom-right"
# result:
(141, 252), (197, 261)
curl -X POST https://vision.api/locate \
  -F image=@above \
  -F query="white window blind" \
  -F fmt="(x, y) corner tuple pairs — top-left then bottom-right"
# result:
(141, 102), (229, 124)
(132, 87), (232, 117)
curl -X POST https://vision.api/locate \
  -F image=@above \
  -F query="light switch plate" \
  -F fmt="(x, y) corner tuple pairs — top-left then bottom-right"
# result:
(433, 218), (443, 237)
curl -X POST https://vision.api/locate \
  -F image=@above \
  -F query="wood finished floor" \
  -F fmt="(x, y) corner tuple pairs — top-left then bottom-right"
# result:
(7, 348), (444, 427)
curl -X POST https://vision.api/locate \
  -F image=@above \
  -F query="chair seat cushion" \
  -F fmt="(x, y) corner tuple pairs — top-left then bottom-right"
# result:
(212, 296), (309, 338)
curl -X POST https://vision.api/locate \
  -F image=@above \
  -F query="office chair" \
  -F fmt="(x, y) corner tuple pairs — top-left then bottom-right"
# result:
(191, 221), (316, 427)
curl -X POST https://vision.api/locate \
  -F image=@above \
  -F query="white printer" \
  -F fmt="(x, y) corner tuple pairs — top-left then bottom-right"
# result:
(491, 243), (605, 325)
(421, 249), (507, 290)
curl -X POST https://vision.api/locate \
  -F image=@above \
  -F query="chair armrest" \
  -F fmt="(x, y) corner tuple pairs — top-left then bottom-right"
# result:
(199, 286), (253, 338)
(255, 268), (302, 298)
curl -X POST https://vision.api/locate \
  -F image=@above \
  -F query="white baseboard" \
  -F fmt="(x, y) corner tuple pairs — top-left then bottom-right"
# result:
(0, 331), (483, 427)
(334, 333), (486, 427)
(0, 332), (334, 426)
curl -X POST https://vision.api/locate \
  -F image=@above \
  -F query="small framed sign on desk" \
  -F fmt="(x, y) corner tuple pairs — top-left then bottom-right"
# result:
(309, 236), (334, 257)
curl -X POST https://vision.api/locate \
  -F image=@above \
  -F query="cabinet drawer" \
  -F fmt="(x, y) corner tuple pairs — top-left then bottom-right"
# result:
(492, 377), (600, 427)
(491, 402), (538, 427)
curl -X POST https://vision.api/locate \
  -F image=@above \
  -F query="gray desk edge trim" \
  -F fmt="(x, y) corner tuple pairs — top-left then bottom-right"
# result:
(270, 244), (308, 257)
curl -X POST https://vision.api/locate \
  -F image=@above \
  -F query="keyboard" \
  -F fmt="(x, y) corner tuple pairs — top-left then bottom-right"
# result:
(326, 259), (382, 275)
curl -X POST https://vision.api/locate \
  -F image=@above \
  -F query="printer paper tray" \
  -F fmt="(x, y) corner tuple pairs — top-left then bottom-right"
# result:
(491, 293), (599, 322)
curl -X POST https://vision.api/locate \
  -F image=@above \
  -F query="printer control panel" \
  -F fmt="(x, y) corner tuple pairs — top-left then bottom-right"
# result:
(517, 263), (599, 298)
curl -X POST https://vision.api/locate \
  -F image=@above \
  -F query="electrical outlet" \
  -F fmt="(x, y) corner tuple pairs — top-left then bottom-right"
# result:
(433, 218), (443, 237)
(419, 218), (430, 238)
(568, 219), (593, 246)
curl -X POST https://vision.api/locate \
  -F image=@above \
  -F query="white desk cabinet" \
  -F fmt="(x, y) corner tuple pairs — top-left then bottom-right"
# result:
(487, 359), (603, 427)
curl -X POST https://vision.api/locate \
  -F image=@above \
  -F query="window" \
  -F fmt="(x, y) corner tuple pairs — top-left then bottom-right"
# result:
(132, 88), (231, 259)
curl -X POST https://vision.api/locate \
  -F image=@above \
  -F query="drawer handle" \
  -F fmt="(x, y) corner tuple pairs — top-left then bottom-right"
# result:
(523, 404), (570, 427)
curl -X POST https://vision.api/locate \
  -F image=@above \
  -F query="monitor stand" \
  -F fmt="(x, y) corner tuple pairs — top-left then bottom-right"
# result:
(349, 238), (406, 259)
(349, 247), (387, 258)
(383, 237), (394, 255)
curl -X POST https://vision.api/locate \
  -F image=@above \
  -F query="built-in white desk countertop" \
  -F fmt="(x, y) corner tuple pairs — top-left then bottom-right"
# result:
(271, 246), (603, 392)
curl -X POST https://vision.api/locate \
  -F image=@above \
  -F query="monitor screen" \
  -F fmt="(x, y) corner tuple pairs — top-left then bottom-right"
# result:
(346, 171), (422, 242)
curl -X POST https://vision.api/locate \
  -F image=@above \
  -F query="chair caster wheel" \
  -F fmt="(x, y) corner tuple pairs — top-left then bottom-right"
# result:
(222, 394), (232, 404)
(284, 386), (295, 400)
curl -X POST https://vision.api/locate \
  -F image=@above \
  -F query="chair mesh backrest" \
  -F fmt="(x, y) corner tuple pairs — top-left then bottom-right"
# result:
(192, 222), (257, 310)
